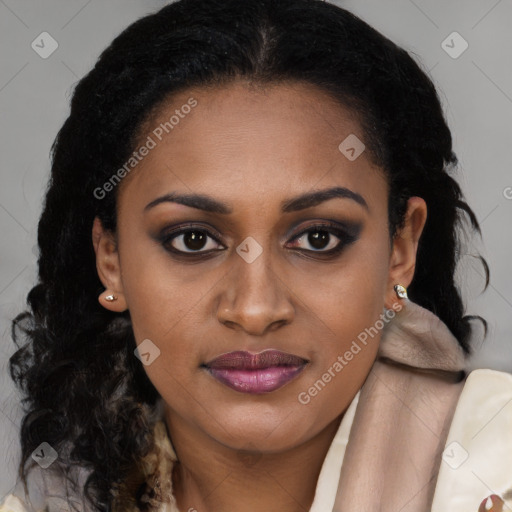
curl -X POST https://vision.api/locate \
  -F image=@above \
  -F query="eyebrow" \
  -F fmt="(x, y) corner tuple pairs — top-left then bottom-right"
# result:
(144, 186), (369, 214)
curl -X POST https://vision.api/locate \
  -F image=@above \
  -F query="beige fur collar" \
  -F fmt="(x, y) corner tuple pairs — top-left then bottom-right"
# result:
(112, 420), (179, 512)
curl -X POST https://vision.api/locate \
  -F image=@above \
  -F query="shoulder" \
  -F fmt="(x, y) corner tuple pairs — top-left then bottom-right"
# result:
(432, 369), (512, 511)
(0, 462), (93, 512)
(0, 495), (30, 512)
(462, 367), (512, 390)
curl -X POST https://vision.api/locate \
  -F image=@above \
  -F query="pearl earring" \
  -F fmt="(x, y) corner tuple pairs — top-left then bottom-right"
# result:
(105, 293), (118, 302)
(394, 284), (408, 299)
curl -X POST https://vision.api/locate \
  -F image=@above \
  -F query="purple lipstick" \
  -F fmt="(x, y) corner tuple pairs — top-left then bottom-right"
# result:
(203, 350), (308, 394)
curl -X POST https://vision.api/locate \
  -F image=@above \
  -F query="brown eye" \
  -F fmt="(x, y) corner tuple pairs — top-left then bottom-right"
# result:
(294, 229), (339, 251)
(287, 222), (360, 255)
(161, 227), (224, 254)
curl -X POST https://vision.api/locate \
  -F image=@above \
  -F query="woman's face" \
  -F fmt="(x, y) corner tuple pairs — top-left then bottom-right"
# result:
(94, 80), (426, 453)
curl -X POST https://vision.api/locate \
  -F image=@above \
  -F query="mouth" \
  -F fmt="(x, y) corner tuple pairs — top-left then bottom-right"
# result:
(202, 350), (309, 394)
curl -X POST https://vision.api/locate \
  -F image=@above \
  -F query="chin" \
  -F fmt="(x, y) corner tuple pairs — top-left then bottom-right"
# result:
(199, 402), (321, 451)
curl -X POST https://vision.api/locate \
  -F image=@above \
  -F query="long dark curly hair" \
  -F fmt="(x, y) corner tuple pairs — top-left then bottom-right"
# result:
(9, 0), (489, 509)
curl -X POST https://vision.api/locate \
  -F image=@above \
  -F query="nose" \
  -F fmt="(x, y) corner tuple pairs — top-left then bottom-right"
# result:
(216, 246), (295, 336)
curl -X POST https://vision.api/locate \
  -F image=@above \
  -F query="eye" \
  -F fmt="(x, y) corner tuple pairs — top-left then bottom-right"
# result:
(160, 225), (225, 255)
(158, 221), (360, 258)
(286, 222), (359, 255)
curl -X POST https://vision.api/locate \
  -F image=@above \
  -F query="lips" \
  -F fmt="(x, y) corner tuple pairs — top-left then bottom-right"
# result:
(205, 350), (308, 370)
(203, 350), (308, 394)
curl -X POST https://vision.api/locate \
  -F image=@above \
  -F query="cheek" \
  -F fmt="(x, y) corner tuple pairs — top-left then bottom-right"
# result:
(118, 234), (204, 341)
(302, 233), (389, 335)
(116, 249), (198, 390)
(297, 306), (383, 417)
(296, 238), (389, 407)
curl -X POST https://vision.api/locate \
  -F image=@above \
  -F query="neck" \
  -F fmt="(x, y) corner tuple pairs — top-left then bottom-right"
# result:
(165, 410), (344, 512)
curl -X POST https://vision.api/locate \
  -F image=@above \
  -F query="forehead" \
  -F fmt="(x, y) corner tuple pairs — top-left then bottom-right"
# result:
(117, 80), (387, 216)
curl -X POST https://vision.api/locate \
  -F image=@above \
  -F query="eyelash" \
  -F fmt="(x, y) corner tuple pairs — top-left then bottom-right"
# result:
(158, 222), (359, 259)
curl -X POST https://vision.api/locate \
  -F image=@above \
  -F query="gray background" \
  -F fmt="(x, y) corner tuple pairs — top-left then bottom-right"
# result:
(1, 0), (511, 498)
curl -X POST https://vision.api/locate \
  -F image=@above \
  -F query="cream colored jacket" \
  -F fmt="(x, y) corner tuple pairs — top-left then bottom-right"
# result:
(2, 299), (511, 511)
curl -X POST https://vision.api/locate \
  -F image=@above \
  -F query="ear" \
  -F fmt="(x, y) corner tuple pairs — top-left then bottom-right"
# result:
(92, 216), (128, 312)
(384, 196), (427, 310)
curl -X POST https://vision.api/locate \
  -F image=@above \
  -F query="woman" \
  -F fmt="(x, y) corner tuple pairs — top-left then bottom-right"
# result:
(2, 0), (511, 511)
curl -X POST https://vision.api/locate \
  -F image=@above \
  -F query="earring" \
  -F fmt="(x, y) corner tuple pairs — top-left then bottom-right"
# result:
(394, 284), (408, 299)
(105, 293), (118, 302)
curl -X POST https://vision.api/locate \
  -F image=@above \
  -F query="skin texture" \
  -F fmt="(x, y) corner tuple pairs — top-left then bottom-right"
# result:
(92, 80), (427, 512)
